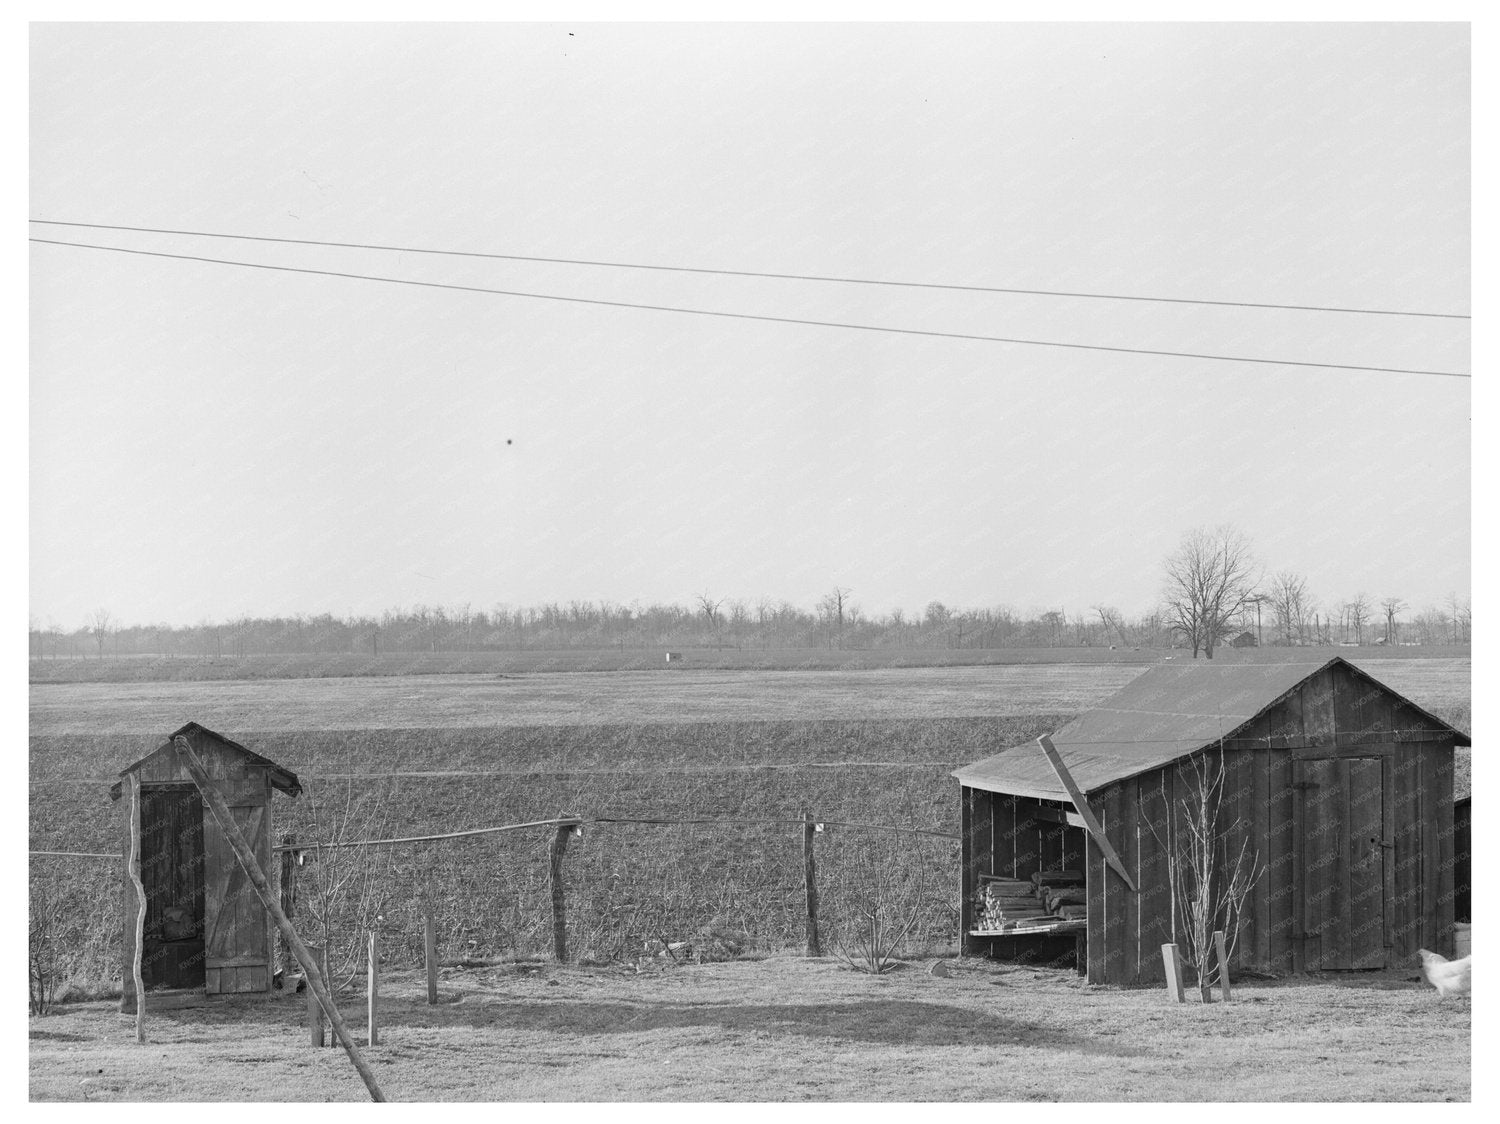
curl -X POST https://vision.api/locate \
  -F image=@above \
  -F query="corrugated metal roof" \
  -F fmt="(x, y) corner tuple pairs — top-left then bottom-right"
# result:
(953, 657), (1468, 798)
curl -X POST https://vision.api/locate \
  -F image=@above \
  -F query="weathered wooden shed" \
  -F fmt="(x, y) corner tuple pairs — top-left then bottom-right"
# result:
(954, 658), (1468, 985)
(110, 723), (300, 1007)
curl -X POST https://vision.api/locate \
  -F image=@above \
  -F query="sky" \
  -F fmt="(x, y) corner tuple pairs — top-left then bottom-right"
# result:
(28, 21), (1471, 629)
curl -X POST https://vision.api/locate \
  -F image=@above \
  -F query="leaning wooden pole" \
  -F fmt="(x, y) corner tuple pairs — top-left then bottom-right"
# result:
(171, 735), (386, 1102)
(128, 773), (147, 1042)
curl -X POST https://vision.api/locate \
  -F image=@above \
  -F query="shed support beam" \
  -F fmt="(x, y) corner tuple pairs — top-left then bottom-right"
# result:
(1037, 736), (1137, 893)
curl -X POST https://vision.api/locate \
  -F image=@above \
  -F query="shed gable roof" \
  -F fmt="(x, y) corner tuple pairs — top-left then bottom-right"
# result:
(953, 657), (1468, 800)
(109, 722), (301, 801)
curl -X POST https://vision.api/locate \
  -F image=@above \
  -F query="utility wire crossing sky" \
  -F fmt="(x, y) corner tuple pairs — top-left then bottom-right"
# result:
(30, 236), (1471, 380)
(28, 22), (1470, 627)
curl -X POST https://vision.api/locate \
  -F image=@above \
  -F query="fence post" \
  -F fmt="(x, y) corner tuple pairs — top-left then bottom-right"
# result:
(425, 913), (438, 1004)
(367, 930), (379, 1046)
(279, 831), (297, 979)
(128, 773), (146, 1042)
(307, 944), (325, 1047)
(1213, 930), (1232, 1002)
(550, 824), (573, 964)
(803, 810), (821, 957)
(1161, 943), (1185, 1003)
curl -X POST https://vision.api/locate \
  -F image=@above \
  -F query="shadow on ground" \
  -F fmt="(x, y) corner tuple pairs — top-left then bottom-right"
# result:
(127, 984), (1147, 1059)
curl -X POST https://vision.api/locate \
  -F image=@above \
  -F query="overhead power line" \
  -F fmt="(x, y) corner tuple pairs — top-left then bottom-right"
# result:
(30, 237), (1471, 380)
(29, 218), (1471, 320)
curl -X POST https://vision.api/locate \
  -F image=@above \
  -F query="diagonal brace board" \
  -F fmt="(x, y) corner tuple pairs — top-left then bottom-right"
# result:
(171, 736), (386, 1102)
(1037, 735), (1137, 893)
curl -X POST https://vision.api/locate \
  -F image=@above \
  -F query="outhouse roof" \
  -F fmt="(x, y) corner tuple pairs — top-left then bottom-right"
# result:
(109, 722), (301, 801)
(953, 657), (1469, 801)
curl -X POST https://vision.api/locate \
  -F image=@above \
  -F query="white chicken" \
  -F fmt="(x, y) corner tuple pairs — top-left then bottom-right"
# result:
(1417, 949), (1471, 997)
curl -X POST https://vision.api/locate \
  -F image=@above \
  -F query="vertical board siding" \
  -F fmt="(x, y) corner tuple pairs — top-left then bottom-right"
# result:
(1347, 758), (1386, 968)
(1430, 745), (1455, 954)
(1221, 748), (1258, 974)
(1265, 750), (1296, 973)
(959, 787), (975, 948)
(1302, 673), (1336, 745)
(991, 793), (1018, 878)
(1454, 799), (1471, 923)
(1085, 828), (1107, 983)
(1115, 779), (1142, 985)
(1135, 770), (1172, 985)
(1390, 744), (1422, 963)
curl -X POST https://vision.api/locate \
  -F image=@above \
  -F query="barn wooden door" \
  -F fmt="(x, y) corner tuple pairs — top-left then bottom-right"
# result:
(139, 785), (205, 990)
(1296, 757), (1387, 970)
(203, 803), (272, 993)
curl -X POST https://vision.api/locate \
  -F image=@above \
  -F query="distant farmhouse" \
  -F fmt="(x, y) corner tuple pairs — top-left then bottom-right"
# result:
(1225, 630), (1257, 649)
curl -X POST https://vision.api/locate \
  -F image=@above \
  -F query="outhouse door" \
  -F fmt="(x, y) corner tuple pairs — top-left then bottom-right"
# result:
(139, 785), (206, 990)
(202, 803), (273, 993)
(1295, 757), (1388, 970)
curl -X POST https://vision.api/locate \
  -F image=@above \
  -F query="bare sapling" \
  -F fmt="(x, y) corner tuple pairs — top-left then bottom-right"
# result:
(297, 777), (399, 991)
(1151, 746), (1263, 1002)
(831, 867), (926, 975)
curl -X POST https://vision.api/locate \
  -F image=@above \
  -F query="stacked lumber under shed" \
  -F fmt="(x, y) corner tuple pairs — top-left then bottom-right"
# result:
(974, 870), (1086, 930)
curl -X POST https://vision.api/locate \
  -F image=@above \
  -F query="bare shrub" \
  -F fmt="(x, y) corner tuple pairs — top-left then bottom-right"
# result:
(296, 778), (400, 990)
(1152, 747), (1263, 1001)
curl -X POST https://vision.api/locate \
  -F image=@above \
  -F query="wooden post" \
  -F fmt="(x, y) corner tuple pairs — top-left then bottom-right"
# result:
(425, 913), (438, 1004)
(279, 831), (297, 980)
(803, 810), (821, 957)
(128, 774), (147, 1042)
(170, 736), (385, 1102)
(550, 824), (572, 964)
(1213, 929), (1232, 1002)
(367, 930), (379, 1047)
(307, 945), (325, 1047)
(1161, 943), (1185, 1003)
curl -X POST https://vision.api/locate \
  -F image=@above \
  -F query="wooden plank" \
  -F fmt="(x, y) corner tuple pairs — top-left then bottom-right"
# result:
(1038, 736), (1137, 892)
(1268, 689), (1304, 749)
(1302, 669), (1336, 746)
(959, 787), (975, 950)
(1429, 745), (1455, 953)
(1116, 780), (1141, 985)
(1248, 748), (1271, 972)
(1135, 770), (1171, 985)
(1391, 744), (1422, 962)
(1347, 758), (1386, 968)
(1290, 757), (1307, 974)
(1013, 798), (1040, 880)
(1161, 943), (1185, 1003)
(1266, 752), (1295, 973)
(1219, 748), (1254, 975)
(1086, 827), (1108, 983)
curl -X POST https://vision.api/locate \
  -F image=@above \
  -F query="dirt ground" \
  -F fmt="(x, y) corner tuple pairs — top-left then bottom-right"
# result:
(28, 955), (1471, 1102)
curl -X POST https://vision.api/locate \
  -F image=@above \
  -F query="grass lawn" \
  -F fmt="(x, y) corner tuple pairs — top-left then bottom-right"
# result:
(29, 956), (1470, 1102)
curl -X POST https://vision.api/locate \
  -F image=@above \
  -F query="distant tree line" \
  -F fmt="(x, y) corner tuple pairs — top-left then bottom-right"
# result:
(27, 581), (1471, 660)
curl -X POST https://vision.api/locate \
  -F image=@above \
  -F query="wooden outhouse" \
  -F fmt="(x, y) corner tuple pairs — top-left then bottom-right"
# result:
(110, 723), (300, 1007)
(954, 658), (1468, 985)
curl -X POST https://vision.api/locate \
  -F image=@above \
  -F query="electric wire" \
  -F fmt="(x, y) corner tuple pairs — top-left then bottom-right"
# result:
(29, 218), (1470, 320)
(30, 238), (1472, 379)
